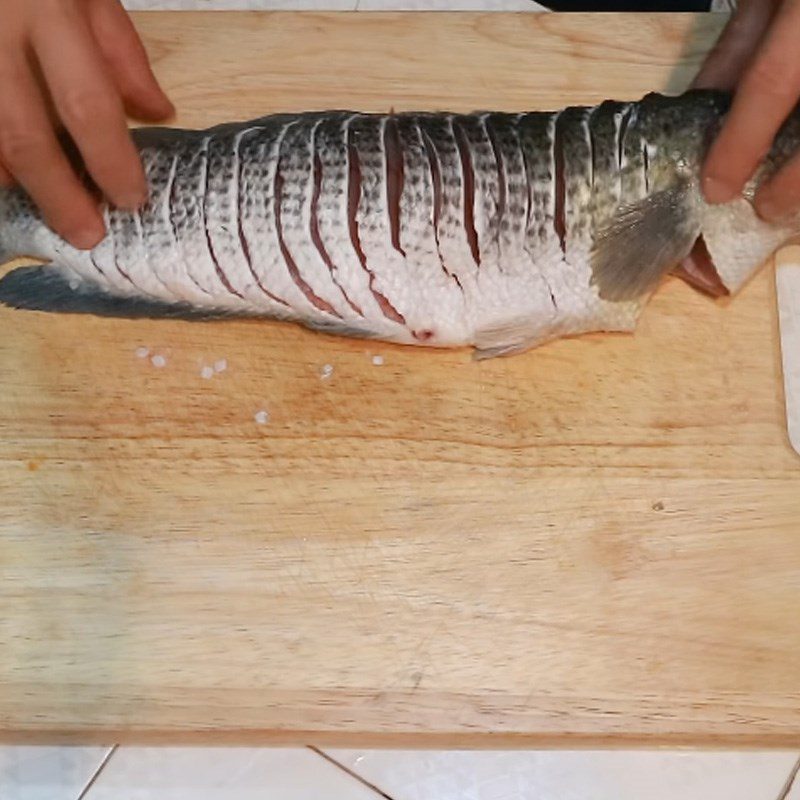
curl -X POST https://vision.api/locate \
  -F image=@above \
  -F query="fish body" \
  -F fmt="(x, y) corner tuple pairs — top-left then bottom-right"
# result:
(1, 89), (798, 357)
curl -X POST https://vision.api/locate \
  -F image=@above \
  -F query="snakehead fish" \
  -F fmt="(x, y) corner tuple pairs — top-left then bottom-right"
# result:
(0, 89), (797, 357)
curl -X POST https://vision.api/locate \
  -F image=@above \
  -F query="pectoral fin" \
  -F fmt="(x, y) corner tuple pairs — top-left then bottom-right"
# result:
(590, 183), (701, 302)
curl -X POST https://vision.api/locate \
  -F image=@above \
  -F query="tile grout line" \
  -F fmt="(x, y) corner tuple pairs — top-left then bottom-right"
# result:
(775, 753), (800, 800)
(307, 746), (397, 800)
(75, 745), (119, 800)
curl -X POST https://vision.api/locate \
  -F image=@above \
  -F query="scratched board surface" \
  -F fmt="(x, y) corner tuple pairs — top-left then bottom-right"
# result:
(1, 12), (799, 747)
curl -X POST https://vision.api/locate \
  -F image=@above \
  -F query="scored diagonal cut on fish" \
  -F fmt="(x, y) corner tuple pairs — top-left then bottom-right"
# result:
(1, 89), (799, 359)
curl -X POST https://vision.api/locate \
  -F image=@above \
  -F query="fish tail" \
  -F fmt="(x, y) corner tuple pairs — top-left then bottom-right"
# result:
(0, 264), (240, 320)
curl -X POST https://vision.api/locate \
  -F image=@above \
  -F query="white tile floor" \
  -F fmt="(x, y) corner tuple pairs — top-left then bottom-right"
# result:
(326, 749), (800, 800)
(786, 759), (800, 800)
(0, 747), (111, 800)
(83, 748), (381, 800)
(1, 746), (798, 800)
(5, 1), (799, 798)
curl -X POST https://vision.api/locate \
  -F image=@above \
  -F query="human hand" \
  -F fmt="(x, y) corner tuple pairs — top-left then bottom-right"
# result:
(693, 0), (800, 222)
(0, 0), (174, 250)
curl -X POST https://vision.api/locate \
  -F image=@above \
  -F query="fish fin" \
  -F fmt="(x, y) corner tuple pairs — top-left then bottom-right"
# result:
(590, 183), (701, 302)
(473, 317), (552, 360)
(0, 265), (239, 321)
(473, 341), (536, 360)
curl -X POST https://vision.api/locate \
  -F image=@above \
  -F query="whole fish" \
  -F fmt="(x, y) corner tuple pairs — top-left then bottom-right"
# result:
(0, 89), (797, 357)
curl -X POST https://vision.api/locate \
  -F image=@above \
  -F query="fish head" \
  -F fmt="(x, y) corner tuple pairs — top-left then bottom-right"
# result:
(589, 90), (728, 303)
(693, 103), (800, 298)
(591, 89), (800, 302)
(692, 195), (797, 298)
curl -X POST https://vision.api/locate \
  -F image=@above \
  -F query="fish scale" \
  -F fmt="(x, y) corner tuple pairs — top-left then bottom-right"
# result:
(484, 113), (527, 251)
(109, 201), (165, 300)
(561, 107), (594, 257)
(237, 119), (323, 319)
(203, 127), (261, 308)
(558, 107), (609, 330)
(166, 135), (233, 301)
(276, 116), (357, 321)
(517, 112), (557, 262)
(1, 90), (795, 357)
(348, 114), (419, 335)
(65, 204), (133, 298)
(464, 112), (549, 342)
(394, 116), (467, 345)
(313, 113), (395, 333)
(458, 114), (501, 268)
(473, 112), (558, 345)
(567, 106), (640, 337)
(588, 101), (630, 231)
(518, 111), (565, 329)
(417, 114), (480, 291)
(140, 144), (209, 304)
(620, 104), (647, 203)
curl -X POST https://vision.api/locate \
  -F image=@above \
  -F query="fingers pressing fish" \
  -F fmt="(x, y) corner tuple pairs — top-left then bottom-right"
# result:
(0, 89), (798, 358)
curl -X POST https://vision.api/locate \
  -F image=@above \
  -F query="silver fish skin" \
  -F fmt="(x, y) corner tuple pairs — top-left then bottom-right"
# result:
(1, 89), (798, 357)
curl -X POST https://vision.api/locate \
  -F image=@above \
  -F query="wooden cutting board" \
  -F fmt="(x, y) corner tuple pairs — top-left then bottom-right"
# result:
(2, 11), (799, 748)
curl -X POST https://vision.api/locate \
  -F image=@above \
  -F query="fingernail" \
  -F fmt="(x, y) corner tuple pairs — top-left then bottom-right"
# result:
(702, 175), (739, 205)
(69, 224), (106, 251)
(119, 190), (148, 210)
(146, 92), (175, 120)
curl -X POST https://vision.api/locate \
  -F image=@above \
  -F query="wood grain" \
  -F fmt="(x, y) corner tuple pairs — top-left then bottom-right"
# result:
(2, 11), (800, 748)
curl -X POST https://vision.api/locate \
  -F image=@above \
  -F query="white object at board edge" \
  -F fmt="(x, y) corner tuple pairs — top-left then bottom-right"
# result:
(776, 251), (800, 457)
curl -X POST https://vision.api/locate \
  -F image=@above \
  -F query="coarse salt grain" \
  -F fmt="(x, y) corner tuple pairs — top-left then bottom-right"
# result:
(254, 410), (270, 425)
(135, 347), (150, 359)
(151, 355), (167, 368)
(200, 366), (214, 380)
(320, 364), (334, 380)
(214, 359), (228, 373)
(372, 355), (384, 366)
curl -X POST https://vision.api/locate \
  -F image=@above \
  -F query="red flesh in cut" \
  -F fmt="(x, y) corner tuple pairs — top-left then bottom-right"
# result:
(672, 234), (730, 298)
